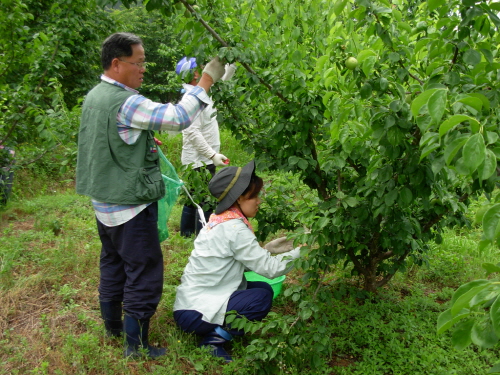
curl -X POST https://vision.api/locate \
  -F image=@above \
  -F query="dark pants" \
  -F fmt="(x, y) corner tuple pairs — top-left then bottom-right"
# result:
(180, 163), (216, 237)
(174, 281), (274, 336)
(96, 202), (163, 321)
(0, 169), (14, 206)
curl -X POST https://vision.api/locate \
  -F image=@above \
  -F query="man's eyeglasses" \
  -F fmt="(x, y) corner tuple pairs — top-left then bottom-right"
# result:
(118, 59), (148, 68)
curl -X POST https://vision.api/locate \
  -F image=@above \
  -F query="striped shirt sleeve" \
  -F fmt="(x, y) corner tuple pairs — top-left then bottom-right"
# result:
(118, 86), (212, 133)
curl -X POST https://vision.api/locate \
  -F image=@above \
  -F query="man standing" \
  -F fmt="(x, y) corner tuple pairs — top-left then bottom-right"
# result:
(175, 56), (236, 237)
(75, 32), (226, 358)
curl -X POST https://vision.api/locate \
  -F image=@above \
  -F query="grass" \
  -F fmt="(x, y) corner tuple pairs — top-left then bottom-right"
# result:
(1, 129), (500, 374)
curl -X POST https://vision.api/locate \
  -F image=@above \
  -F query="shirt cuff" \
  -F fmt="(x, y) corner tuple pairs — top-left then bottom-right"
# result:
(187, 86), (213, 106)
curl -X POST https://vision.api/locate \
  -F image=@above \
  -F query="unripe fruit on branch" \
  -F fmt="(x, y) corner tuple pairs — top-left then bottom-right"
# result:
(345, 57), (358, 70)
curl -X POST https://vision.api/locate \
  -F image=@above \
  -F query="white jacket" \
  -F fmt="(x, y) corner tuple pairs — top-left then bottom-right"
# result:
(180, 64), (236, 169)
(173, 218), (301, 325)
(180, 83), (220, 168)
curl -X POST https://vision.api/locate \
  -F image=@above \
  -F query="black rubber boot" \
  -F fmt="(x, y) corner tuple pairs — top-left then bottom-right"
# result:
(180, 205), (196, 237)
(100, 301), (123, 338)
(123, 315), (167, 359)
(199, 327), (233, 363)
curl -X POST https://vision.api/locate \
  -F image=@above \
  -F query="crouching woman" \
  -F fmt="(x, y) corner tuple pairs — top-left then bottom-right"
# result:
(173, 160), (301, 362)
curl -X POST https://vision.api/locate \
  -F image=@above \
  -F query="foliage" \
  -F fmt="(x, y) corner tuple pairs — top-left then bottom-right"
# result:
(255, 172), (311, 241)
(2, 180), (500, 374)
(109, 0), (500, 295)
(0, 0), (114, 172)
(437, 263), (500, 374)
(177, 163), (218, 212)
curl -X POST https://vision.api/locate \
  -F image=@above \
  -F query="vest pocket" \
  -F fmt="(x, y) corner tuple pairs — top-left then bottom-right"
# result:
(136, 166), (165, 201)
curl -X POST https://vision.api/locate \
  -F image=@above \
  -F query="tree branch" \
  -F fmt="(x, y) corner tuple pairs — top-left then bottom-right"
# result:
(15, 142), (62, 168)
(307, 130), (329, 200)
(398, 60), (424, 85)
(346, 247), (367, 279)
(449, 44), (459, 71)
(179, 0), (289, 103)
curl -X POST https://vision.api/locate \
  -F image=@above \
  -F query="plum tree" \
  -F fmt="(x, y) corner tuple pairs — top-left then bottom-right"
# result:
(110, 0), (500, 295)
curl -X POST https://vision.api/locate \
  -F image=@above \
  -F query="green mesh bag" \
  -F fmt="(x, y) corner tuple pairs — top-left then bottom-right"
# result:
(157, 147), (183, 242)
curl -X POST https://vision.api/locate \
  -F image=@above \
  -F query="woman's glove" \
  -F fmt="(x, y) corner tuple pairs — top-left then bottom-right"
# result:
(202, 57), (226, 83)
(264, 237), (295, 254)
(211, 153), (229, 166)
(221, 64), (237, 81)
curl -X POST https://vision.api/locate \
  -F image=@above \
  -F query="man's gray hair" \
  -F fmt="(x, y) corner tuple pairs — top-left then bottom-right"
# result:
(101, 32), (143, 70)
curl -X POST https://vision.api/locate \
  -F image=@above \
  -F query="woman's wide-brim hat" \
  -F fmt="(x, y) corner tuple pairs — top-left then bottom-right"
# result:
(209, 160), (255, 215)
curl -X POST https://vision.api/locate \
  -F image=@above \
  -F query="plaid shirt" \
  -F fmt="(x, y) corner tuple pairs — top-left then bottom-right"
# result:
(93, 75), (211, 226)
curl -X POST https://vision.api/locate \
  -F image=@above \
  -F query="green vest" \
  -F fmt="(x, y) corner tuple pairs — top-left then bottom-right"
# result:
(76, 81), (165, 204)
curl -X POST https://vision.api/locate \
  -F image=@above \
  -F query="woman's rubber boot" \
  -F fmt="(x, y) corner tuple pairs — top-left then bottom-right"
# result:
(199, 327), (233, 363)
(180, 205), (196, 237)
(100, 301), (123, 338)
(123, 315), (167, 359)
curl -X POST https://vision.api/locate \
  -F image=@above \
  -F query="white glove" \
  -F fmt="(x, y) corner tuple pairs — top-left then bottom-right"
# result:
(202, 57), (226, 83)
(264, 237), (295, 254)
(221, 64), (237, 81)
(211, 153), (228, 167)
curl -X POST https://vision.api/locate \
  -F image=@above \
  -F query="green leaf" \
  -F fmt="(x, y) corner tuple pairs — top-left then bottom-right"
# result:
(292, 50), (302, 64)
(457, 97), (483, 113)
(376, 25), (393, 48)
(471, 320), (499, 349)
(469, 93), (491, 111)
(490, 295), (500, 337)
(437, 308), (471, 334)
(420, 143), (440, 162)
(362, 56), (377, 78)
(470, 286), (500, 308)
(478, 149), (497, 181)
(461, 133), (486, 174)
(356, 49), (377, 63)
(476, 205), (493, 225)
(384, 189), (398, 206)
(428, 0), (446, 12)
(344, 197), (358, 207)
(480, 48), (494, 64)
(452, 282), (492, 316)
(483, 263), (500, 277)
(439, 115), (479, 138)
(443, 135), (468, 165)
(316, 55), (329, 72)
(399, 187), (413, 207)
(316, 217), (330, 230)
(483, 204), (500, 241)
(333, 0), (349, 15)
(300, 307), (313, 320)
(463, 49), (481, 65)
(411, 89), (439, 117)
(360, 83), (373, 99)
(428, 89), (447, 124)
(388, 52), (400, 63)
(489, 362), (500, 374)
(452, 279), (491, 305)
(451, 318), (474, 350)
(373, 6), (392, 14)
(397, 21), (412, 33)
(298, 159), (308, 170)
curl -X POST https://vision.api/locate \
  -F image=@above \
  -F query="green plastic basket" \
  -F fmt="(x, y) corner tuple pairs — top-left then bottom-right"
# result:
(244, 271), (286, 300)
